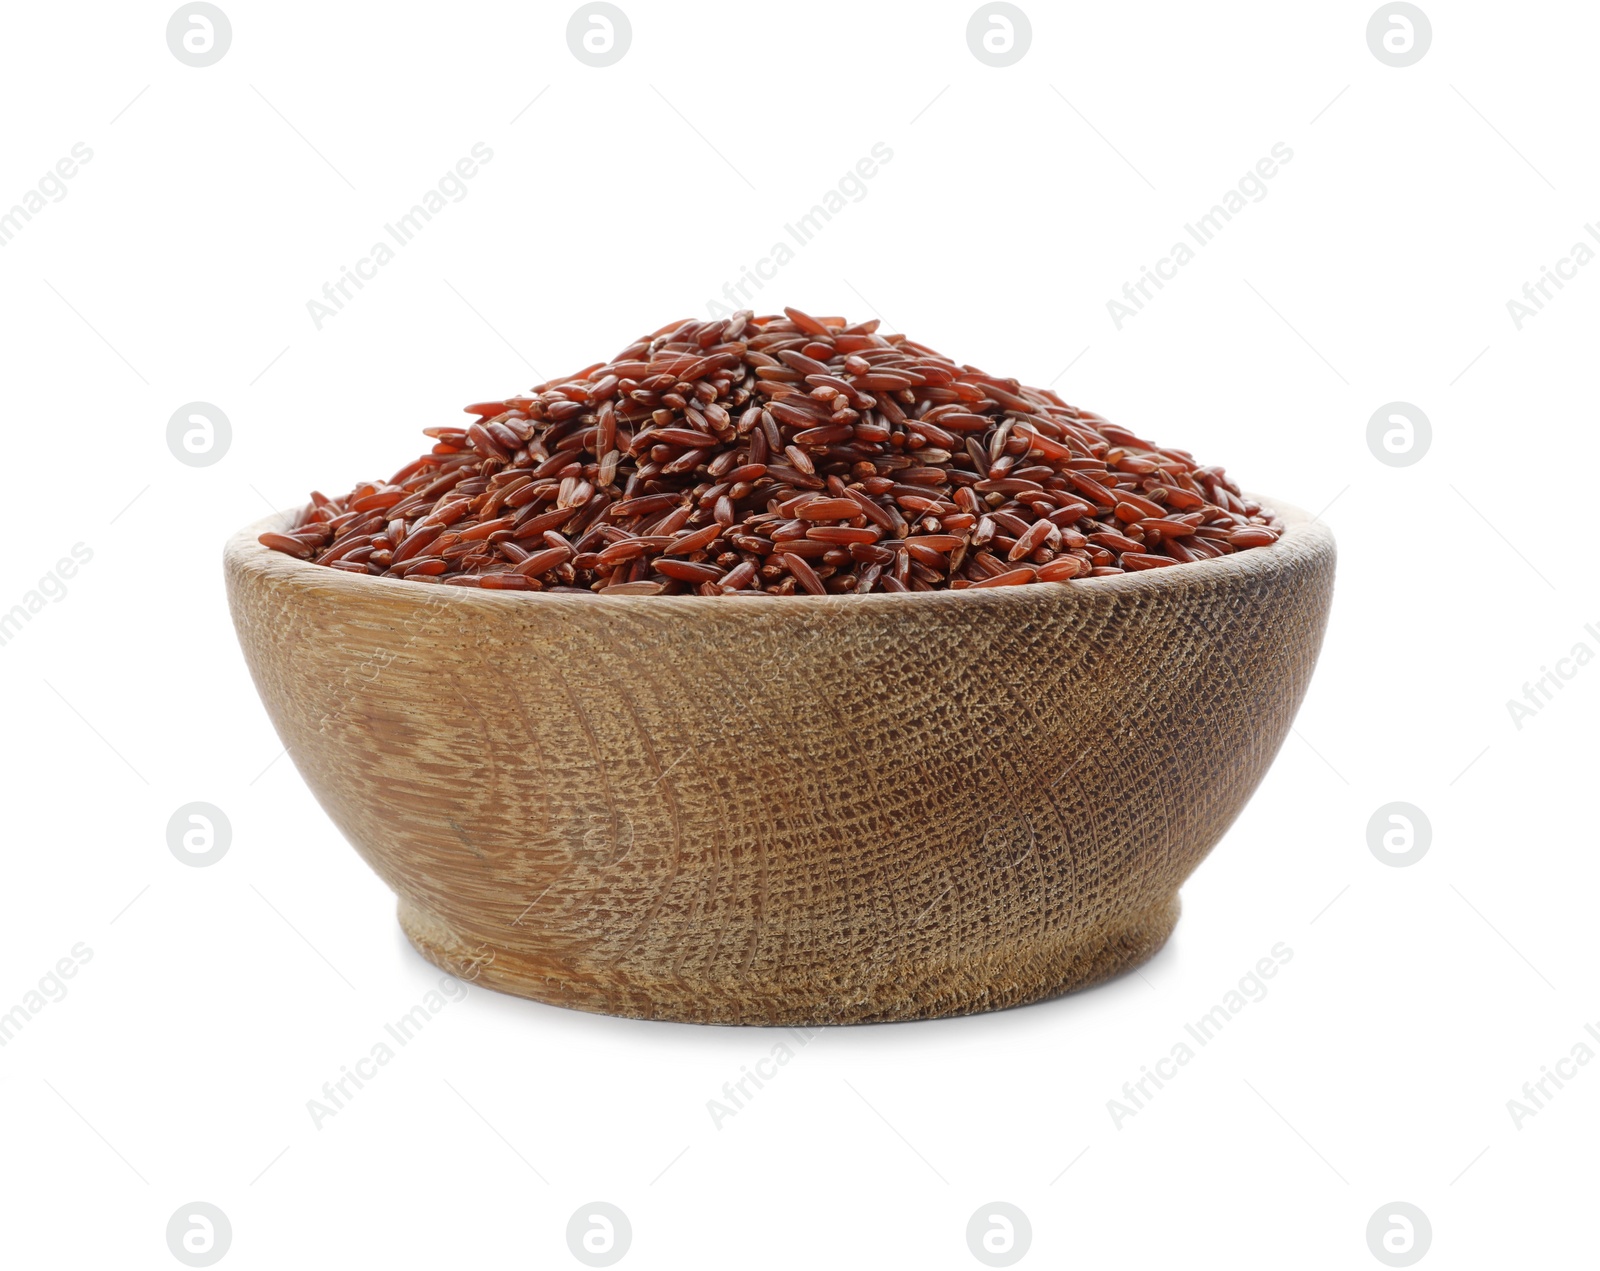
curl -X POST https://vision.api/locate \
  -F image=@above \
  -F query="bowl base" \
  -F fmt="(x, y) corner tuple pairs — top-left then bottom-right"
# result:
(397, 891), (1181, 1026)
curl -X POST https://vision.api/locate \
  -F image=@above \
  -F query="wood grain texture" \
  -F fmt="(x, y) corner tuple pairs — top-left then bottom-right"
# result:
(225, 497), (1334, 1025)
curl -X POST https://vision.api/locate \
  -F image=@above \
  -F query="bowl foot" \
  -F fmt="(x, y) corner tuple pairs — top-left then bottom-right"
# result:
(397, 890), (1181, 1026)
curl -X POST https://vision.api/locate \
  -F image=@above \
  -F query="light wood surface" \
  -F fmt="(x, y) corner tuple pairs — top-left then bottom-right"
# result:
(225, 497), (1335, 1024)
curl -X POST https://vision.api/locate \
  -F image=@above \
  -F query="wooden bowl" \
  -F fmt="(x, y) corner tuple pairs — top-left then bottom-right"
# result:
(225, 498), (1333, 1025)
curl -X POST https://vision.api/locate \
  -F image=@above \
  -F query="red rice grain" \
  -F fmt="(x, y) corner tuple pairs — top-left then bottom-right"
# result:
(262, 308), (1284, 594)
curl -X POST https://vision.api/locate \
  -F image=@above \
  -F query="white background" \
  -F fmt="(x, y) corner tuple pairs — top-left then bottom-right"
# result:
(2, 1), (1595, 1267)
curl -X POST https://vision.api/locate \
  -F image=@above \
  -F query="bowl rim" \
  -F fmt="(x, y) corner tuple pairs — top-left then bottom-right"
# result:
(225, 493), (1332, 612)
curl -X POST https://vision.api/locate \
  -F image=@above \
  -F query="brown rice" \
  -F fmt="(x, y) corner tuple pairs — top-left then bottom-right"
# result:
(260, 309), (1285, 595)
